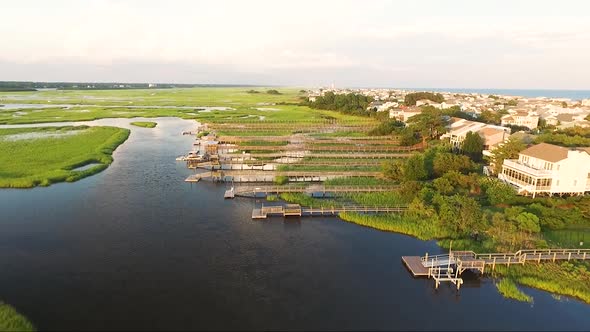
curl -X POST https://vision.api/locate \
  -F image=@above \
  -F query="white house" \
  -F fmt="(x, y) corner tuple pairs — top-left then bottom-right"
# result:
(389, 108), (421, 122)
(499, 143), (590, 197)
(501, 110), (539, 130)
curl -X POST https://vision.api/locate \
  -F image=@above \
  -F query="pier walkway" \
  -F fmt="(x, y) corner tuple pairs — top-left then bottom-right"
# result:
(185, 170), (383, 183)
(229, 185), (399, 197)
(403, 248), (590, 290)
(252, 204), (407, 219)
(219, 152), (413, 160)
(218, 144), (422, 152)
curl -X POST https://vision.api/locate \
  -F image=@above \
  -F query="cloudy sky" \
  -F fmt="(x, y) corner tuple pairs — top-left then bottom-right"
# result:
(2, 0), (589, 89)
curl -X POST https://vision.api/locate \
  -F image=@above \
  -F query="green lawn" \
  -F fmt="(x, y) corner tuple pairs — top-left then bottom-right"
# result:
(130, 121), (157, 128)
(0, 126), (129, 188)
(0, 302), (35, 331)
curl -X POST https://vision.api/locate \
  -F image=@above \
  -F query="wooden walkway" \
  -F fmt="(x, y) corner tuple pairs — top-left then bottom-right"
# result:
(220, 152), (413, 159)
(252, 204), (407, 219)
(185, 170), (382, 183)
(403, 248), (590, 290)
(219, 144), (423, 152)
(217, 136), (399, 144)
(231, 185), (399, 197)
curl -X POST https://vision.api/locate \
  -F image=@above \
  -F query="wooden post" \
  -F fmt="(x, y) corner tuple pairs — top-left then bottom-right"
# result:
(538, 253), (542, 263)
(507, 257), (511, 267)
(553, 252), (557, 262)
(492, 257), (496, 271)
(568, 252), (572, 261)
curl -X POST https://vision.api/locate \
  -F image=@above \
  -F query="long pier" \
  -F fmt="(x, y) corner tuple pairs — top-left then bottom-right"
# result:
(403, 249), (590, 290)
(219, 152), (413, 160)
(217, 136), (400, 144)
(252, 204), (407, 219)
(218, 144), (423, 152)
(227, 184), (399, 197)
(185, 170), (382, 183)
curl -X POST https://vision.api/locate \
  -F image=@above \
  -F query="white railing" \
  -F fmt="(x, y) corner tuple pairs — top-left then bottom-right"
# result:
(503, 159), (554, 177)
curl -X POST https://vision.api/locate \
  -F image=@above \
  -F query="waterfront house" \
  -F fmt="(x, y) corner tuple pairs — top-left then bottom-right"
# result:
(499, 142), (590, 197)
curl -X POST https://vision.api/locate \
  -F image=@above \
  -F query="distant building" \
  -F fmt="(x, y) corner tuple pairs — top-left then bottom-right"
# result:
(440, 117), (511, 153)
(501, 110), (539, 129)
(499, 143), (590, 197)
(389, 107), (421, 122)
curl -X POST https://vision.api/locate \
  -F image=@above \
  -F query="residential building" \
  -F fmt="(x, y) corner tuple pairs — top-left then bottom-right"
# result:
(501, 110), (539, 129)
(499, 143), (590, 197)
(440, 117), (511, 153)
(389, 107), (421, 122)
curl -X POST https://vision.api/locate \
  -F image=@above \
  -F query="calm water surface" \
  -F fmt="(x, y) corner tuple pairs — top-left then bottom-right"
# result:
(1, 118), (589, 330)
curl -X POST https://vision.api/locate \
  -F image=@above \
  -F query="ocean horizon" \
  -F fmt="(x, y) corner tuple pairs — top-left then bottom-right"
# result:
(399, 88), (590, 100)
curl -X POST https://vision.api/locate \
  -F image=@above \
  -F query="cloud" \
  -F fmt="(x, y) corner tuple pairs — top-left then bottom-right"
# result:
(1, 0), (589, 88)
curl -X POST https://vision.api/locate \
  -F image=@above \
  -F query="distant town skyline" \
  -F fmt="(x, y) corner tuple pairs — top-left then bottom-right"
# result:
(2, 0), (590, 89)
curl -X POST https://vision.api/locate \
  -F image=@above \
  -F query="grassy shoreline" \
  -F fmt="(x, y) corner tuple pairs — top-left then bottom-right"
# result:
(0, 126), (130, 188)
(0, 302), (35, 331)
(130, 121), (157, 128)
(495, 278), (533, 303)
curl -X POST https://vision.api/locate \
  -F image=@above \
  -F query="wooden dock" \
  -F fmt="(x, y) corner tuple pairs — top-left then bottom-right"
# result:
(220, 152), (413, 160)
(252, 204), (407, 219)
(402, 256), (430, 276)
(185, 170), (383, 183)
(404, 248), (590, 290)
(231, 185), (399, 197)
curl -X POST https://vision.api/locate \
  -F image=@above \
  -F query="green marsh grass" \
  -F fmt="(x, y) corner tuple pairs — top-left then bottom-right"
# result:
(0, 126), (129, 188)
(0, 302), (35, 331)
(130, 121), (157, 128)
(495, 279), (533, 303)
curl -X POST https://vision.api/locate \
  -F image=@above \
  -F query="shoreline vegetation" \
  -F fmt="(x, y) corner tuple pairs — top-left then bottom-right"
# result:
(0, 126), (130, 188)
(1, 87), (590, 305)
(495, 278), (533, 303)
(130, 121), (157, 128)
(0, 302), (35, 331)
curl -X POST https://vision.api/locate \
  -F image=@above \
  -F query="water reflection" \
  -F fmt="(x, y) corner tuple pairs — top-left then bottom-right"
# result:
(0, 117), (589, 330)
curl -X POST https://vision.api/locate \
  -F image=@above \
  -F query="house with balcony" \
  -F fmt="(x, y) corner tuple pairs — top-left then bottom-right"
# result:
(499, 143), (590, 197)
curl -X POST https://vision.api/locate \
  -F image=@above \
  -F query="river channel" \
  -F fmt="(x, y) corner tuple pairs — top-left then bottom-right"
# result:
(0, 117), (589, 330)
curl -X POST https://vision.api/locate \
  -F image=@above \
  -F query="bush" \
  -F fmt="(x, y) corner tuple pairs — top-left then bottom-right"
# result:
(274, 175), (289, 185)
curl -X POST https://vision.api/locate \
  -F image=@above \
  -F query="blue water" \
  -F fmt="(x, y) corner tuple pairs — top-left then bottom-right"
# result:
(403, 88), (590, 100)
(1, 118), (590, 330)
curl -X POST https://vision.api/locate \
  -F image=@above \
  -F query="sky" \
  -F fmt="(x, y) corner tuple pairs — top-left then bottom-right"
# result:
(1, 0), (590, 89)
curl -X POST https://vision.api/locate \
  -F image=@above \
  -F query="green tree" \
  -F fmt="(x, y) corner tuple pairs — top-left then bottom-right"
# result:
(404, 154), (428, 181)
(515, 212), (541, 234)
(381, 159), (405, 181)
(489, 137), (526, 175)
(561, 101), (568, 108)
(462, 131), (484, 161)
(407, 106), (449, 145)
(483, 178), (516, 205)
(432, 152), (473, 177)
(404, 92), (444, 106)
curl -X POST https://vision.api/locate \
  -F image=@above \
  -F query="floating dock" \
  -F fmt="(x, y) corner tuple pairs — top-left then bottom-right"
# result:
(402, 256), (430, 276)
